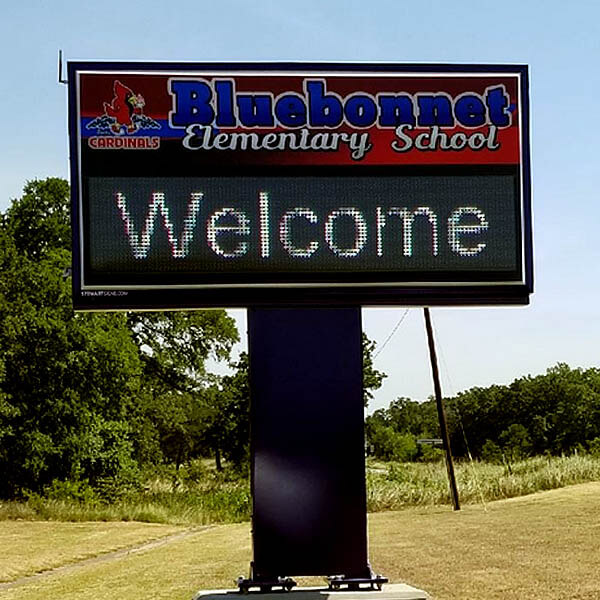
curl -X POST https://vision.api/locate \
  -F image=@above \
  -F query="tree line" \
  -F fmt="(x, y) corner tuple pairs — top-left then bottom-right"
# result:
(366, 363), (600, 463)
(0, 178), (385, 499)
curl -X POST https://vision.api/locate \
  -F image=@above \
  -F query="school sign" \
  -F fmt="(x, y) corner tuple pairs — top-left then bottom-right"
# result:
(68, 62), (532, 310)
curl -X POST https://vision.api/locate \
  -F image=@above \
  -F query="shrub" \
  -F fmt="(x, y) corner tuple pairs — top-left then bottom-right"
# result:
(41, 479), (99, 503)
(499, 424), (532, 462)
(588, 437), (600, 457)
(418, 445), (444, 463)
(369, 426), (418, 462)
(481, 439), (503, 464)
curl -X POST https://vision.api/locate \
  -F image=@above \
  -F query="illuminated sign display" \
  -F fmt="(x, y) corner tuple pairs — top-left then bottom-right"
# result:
(68, 62), (532, 309)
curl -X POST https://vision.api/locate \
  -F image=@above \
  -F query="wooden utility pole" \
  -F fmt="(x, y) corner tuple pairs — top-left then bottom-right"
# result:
(423, 308), (460, 511)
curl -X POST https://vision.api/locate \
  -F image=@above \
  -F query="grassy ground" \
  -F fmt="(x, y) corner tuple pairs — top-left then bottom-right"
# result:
(367, 453), (600, 511)
(2, 455), (599, 525)
(0, 521), (187, 583)
(0, 477), (251, 525)
(370, 482), (600, 599)
(1, 482), (599, 600)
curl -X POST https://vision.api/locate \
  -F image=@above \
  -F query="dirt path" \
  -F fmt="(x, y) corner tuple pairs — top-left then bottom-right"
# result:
(0, 525), (216, 591)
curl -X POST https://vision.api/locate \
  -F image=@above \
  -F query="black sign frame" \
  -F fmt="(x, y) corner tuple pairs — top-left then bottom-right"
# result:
(68, 62), (532, 310)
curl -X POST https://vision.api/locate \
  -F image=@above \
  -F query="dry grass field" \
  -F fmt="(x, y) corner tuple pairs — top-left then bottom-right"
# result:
(369, 482), (600, 599)
(1, 482), (599, 600)
(0, 521), (187, 583)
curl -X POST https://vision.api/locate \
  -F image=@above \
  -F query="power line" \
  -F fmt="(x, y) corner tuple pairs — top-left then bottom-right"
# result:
(373, 309), (410, 358)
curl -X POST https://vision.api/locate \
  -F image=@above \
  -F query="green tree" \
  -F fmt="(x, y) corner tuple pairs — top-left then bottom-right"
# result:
(2, 178), (71, 259)
(386, 396), (439, 438)
(206, 353), (251, 470)
(126, 310), (239, 469)
(127, 311), (238, 390)
(589, 437), (600, 458)
(0, 180), (143, 496)
(0, 178), (242, 496)
(362, 333), (387, 406)
(366, 395), (441, 461)
(499, 423), (532, 463)
(448, 363), (600, 459)
(366, 421), (418, 462)
(481, 439), (503, 463)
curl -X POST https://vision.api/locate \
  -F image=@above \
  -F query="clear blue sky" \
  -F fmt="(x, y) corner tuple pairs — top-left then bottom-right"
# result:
(1, 0), (598, 411)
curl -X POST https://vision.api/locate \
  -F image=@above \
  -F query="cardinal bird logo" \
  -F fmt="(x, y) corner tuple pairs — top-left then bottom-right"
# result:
(87, 80), (160, 136)
(103, 81), (145, 134)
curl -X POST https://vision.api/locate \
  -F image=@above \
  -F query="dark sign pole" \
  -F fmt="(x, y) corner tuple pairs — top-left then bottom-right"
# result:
(244, 307), (386, 591)
(423, 307), (460, 511)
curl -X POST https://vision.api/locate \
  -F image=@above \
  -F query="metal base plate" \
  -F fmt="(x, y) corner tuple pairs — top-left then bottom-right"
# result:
(236, 577), (297, 594)
(327, 574), (389, 591)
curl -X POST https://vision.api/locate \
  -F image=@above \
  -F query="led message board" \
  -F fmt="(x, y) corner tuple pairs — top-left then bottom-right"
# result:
(68, 62), (532, 310)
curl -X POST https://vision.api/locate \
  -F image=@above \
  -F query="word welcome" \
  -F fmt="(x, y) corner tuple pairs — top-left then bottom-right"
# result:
(114, 191), (489, 261)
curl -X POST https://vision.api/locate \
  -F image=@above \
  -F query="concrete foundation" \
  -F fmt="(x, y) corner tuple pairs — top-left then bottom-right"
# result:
(193, 584), (430, 600)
